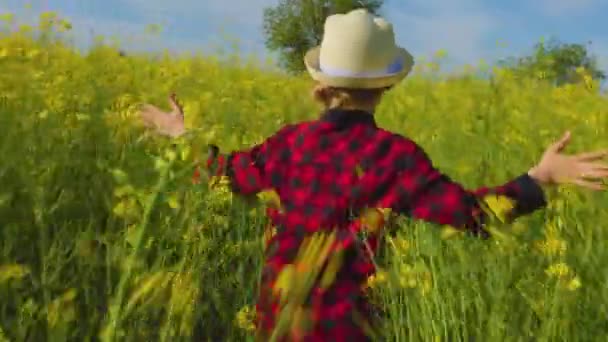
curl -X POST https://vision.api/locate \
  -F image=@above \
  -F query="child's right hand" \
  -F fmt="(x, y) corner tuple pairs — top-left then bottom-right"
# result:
(139, 93), (186, 138)
(528, 131), (608, 190)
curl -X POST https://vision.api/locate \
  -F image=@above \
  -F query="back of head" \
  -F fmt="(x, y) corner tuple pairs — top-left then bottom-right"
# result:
(311, 83), (389, 112)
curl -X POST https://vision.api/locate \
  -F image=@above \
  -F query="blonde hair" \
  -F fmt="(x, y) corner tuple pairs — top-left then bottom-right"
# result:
(312, 83), (389, 110)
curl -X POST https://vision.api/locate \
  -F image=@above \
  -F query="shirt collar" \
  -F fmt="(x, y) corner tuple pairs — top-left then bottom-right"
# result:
(320, 108), (377, 128)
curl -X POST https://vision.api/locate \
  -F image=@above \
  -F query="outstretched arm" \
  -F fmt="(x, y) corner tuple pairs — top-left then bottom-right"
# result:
(382, 133), (607, 237)
(382, 147), (544, 238)
(198, 126), (293, 196)
(138, 94), (292, 196)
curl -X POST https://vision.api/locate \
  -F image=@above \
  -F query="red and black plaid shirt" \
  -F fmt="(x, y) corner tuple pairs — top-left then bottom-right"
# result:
(199, 108), (547, 341)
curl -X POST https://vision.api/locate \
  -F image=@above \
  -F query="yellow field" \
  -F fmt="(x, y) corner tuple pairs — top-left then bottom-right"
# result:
(1, 13), (608, 341)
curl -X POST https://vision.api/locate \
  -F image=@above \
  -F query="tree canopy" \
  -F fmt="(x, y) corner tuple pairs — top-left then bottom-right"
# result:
(501, 38), (606, 86)
(262, 0), (383, 74)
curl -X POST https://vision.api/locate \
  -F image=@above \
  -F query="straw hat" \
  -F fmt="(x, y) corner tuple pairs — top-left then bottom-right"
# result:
(304, 8), (414, 89)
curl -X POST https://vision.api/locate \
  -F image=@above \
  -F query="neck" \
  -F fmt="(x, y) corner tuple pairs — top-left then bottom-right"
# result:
(328, 104), (377, 114)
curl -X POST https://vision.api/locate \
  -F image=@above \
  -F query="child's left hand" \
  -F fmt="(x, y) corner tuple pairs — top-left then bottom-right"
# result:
(528, 131), (608, 190)
(139, 93), (186, 138)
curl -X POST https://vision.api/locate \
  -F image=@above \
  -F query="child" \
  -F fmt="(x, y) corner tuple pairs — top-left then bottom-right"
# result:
(139, 9), (607, 341)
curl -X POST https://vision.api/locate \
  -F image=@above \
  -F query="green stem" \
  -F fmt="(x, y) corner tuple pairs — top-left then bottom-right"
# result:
(101, 153), (176, 342)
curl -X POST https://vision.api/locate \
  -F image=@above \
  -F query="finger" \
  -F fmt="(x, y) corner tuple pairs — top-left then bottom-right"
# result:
(578, 162), (608, 173)
(580, 169), (608, 179)
(576, 149), (608, 161)
(590, 162), (608, 172)
(169, 93), (183, 115)
(551, 131), (571, 153)
(572, 178), (606, 191)
(169, 94), (179, 113)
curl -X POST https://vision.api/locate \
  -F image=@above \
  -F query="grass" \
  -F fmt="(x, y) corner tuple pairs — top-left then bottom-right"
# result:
(1, 13), (608, 342)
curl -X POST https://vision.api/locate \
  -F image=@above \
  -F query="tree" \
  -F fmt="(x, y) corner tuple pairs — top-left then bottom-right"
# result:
(502, 38), (606, 86)
(262, 0), (384, 74)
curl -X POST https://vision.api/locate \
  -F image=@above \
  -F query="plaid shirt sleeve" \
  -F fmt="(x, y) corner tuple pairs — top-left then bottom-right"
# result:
(382, 137), (547, 237)
(197, 126), (293, 196)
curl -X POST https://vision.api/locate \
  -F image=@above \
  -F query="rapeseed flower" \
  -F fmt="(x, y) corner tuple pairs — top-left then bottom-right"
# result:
(235, 305), (256, 332)
(545, 262), (571, 279)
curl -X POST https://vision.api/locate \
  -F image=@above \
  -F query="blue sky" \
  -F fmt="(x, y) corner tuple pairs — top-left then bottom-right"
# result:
(1, 0), (607, 73)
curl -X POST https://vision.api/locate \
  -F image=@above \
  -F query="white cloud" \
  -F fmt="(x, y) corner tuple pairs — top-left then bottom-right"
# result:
(65, 16), (205, 53)
(116, 0), (506, 68)
(7, 0), (604, 74)
(535, 0), (604, 16)
(1, 0), (225, 53)
(384, 0), (500, 68)
(119, 0), (280, 54)
(123, 0), (278, 30)
(3, 0), (502, 67)
(198, 0), (280, 26)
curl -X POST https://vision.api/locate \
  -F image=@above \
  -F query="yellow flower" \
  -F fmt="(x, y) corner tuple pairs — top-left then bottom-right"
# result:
(166, 192), (180, 209)
(535, 222), (567, 257)
(396, 263), (417, 289)
(440, 225), (464, 240)
(545, 262), (571, 279)
(399, 276), (416, 289)
(0, 264), (30, 283)
(235, 305), (256, 332)
(566, 276), (582, 291)
(482, 194), (515, 223)
(390, 236), (410, 254)
(360, 208), (385, 234)
(258, 189), (282, 211)
(535, 237), (567, 258)
(366, 269), (387, 289)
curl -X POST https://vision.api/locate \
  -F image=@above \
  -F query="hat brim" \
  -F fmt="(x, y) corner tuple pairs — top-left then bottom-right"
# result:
(304, 46), (414, 89)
